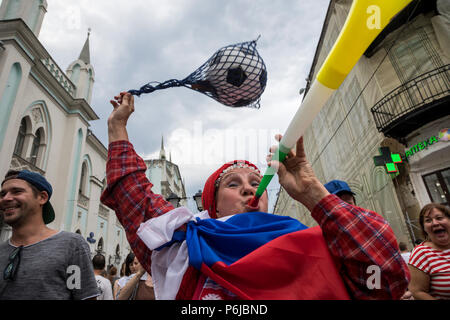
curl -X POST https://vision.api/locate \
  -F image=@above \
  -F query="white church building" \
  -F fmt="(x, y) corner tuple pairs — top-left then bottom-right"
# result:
(0, 0), (131, 267)
(145, 137), (188, 208)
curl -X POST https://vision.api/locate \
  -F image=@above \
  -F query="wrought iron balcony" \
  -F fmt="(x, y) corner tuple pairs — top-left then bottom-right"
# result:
(371, 64), (450, 140)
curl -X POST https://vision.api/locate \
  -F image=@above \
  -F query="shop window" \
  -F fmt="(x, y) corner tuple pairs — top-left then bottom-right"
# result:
(422, 167), (450, 206)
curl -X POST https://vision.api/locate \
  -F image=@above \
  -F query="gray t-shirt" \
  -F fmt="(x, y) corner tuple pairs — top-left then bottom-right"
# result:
(0, 231), (100, 300)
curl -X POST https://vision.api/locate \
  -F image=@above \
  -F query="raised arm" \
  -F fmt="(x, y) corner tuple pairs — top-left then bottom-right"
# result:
(108, 92), (133, 143)
(101, 92), (175, 272)
(269, 134), (410, 299)
(116, 268), (145, 300)
(267, 134), (329, 212)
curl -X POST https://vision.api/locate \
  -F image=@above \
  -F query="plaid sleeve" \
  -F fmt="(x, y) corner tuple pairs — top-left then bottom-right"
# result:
(100, 140), (175, 273)
(311, 194), (410, 300)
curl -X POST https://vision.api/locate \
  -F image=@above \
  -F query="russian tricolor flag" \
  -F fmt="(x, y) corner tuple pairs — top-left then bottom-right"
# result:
(138, 208), (350, 300)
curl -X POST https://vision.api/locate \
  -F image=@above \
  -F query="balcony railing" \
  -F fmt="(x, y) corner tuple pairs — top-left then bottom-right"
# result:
(371, 64), (450, 136)
(41, 57), (76, 96)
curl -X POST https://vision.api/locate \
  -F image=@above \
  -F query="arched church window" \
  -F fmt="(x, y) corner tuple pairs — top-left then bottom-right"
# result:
(71, 64), (81, 84)
(97, 237), (104, 253)
(79, 162), (87, 195)
(30, 129), (41, 165)
(0, 63), (22, 150)
(13, 118), (27, 156)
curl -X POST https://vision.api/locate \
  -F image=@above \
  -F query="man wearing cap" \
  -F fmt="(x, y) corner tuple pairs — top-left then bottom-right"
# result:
(0, 170), (99, 300)
(324, 180), (356, 206)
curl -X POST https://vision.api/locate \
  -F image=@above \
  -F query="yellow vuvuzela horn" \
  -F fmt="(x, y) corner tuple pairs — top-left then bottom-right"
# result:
(249, 0), (413, 207)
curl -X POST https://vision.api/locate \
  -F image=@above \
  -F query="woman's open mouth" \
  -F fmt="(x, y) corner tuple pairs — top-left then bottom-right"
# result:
(433, 229), (448, 237)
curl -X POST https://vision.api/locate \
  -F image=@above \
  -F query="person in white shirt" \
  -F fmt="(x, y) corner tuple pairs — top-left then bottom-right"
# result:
(114, 252), (135, 298)
(116, 256), (154, 300)
(399, 242), (411, 264)
(92, 254), (114, 300)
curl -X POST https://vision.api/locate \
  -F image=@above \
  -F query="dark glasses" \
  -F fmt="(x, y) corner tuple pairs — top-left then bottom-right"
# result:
(3, 246), (23, 280)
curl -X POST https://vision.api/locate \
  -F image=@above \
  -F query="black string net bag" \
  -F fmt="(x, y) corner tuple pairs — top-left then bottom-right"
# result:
(128, 38), (267, 108)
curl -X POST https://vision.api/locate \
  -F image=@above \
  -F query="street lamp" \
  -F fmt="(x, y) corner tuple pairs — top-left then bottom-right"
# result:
(193, 190), (203, 212)
(166, 192), (181, 208)
(167, 190), (203, 211)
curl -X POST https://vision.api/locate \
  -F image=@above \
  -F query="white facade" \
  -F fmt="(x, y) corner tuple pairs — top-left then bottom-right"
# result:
(145, 137), (187, 207)
(0, 0), (130, 268)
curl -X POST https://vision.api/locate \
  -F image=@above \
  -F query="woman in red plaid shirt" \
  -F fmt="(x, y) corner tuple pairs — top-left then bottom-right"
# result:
(101, 92), (409, 300)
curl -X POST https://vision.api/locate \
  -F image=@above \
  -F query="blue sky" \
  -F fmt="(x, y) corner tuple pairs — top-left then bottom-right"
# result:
(35, 0), (330, 211)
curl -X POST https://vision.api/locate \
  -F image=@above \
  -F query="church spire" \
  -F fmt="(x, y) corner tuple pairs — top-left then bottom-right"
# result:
(160, 135), (166, 160)
(78, 28), (91, 65)
(66, 28), (95, 104)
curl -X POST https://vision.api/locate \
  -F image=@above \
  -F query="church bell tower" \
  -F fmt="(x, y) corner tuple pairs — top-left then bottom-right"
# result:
(66, 29), (95, 104)
(0, 0), (48, 37)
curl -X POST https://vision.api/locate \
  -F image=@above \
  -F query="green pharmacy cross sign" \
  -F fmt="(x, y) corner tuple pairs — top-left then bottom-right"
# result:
(373, 147), (403, 173)
(372, 129), (449, 176)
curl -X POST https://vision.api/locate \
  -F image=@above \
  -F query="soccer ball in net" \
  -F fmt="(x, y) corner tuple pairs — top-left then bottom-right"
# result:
(204, 45), (267, 107)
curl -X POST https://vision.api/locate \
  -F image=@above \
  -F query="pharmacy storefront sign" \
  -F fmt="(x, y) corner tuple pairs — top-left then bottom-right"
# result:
(373, 128), (449, 176)
(405, 128), (449, 159)
(405, 136), (439, 159)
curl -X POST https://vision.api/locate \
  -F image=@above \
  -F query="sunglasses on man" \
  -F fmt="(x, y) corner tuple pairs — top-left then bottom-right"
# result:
(3, 246), (23, 281)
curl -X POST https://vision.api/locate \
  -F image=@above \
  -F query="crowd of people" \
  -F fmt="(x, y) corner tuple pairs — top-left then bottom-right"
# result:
(90, 252), (155, 300)
(0, 91), (448, 300)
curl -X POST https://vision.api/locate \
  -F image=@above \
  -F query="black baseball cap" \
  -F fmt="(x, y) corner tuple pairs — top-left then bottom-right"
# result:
(1, 170), (55, 224)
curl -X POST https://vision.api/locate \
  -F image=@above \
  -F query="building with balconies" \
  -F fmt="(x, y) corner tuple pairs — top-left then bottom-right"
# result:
(0, 0), (130, 268)
(274, 0), (449, 247)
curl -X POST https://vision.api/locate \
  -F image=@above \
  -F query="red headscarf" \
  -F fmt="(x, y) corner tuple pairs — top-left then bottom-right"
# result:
(201, 160), (261, 219)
